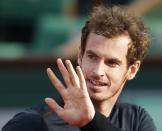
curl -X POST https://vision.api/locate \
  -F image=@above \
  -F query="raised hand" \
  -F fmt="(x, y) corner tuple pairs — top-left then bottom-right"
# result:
(45, 58), (95, 127)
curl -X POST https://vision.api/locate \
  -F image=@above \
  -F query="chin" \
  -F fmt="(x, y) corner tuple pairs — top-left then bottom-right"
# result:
(89, 92), (111, 102)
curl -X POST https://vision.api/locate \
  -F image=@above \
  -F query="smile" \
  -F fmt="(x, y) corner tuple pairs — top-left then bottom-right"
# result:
(88, 79), (108, 86)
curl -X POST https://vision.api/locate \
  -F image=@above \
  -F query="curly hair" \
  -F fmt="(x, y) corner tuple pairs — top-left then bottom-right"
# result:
(81, 5), (150, 67)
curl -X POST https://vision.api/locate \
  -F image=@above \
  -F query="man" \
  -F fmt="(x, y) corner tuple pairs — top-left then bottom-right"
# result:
(2, 5), (156, 131)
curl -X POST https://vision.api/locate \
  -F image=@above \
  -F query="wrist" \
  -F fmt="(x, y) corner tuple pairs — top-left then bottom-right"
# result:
(78, 107), (95, 127)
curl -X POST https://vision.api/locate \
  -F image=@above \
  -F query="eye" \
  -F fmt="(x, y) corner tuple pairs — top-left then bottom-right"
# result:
(87, 54), (97, 60)
(105, 60), (119, 68)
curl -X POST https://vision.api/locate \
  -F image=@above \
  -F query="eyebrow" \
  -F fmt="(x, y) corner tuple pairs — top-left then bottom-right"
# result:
(86, 50), (98, 57)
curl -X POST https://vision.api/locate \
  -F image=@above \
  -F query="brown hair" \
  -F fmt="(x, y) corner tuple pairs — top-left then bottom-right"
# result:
(81, 5), (150, 66)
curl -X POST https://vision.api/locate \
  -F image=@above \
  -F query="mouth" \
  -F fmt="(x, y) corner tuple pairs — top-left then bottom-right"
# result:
(87, 78), (109, 87)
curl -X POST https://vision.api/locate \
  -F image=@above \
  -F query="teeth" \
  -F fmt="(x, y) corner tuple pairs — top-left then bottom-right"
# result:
(89, 79), (107, 86)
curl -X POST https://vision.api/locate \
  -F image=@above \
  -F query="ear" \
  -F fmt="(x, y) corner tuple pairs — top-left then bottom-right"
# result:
(77, 49), (82, 66)
(127, 60), (141, 80)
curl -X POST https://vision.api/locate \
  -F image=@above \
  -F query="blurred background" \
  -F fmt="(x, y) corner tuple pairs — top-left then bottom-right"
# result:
(0, 0), (162, 130)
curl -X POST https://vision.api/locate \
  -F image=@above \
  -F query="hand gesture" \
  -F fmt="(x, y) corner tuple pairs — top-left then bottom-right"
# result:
(45, 58), (95, 127)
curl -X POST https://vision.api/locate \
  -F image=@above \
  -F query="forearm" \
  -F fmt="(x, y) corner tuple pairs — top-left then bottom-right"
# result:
(80, 111), (123, 131)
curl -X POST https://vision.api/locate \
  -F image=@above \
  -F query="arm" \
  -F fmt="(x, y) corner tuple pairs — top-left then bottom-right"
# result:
(2, 113), (48, 131)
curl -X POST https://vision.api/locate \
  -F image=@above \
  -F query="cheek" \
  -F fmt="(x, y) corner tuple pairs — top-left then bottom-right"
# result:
(107, 68), (127, 83)
(81, 64), (92, 78)
(80, 58), (91, 71)
(82, 65), (91, 75)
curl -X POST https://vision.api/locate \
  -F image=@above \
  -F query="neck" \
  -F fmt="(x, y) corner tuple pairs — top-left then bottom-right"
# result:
(92, 96), (118, 117)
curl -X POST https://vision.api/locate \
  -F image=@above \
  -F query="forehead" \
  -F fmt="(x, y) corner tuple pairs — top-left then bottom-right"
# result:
(85, 33), (131, 59)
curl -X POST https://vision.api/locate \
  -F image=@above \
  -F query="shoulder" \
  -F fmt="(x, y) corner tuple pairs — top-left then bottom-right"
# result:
(115, 103), (151, 117)
(116, 103), (143, 112)
(112, 103), (157, 131)
(114, 103), (152, 120)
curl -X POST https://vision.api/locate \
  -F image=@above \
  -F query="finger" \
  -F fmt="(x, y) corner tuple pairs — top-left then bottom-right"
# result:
(45, 97), (64, 116)
(47, 68), (66, 99)
(76, 66), (87, 91)
(65, 60), (80, 88)
(57, 58), (72, 87)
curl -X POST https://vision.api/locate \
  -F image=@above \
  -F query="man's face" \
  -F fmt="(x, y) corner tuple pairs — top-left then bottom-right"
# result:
(78, 33), (135, 102)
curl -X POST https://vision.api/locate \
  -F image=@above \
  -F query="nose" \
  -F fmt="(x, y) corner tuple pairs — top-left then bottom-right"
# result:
(92, 61), (105, 78)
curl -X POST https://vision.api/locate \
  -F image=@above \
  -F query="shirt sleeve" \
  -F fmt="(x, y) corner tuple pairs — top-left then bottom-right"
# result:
(2, 112), (48, 131)
(80, 111), (124, 131)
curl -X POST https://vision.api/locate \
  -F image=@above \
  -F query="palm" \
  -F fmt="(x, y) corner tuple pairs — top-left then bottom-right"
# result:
(45, 59), (95, 127)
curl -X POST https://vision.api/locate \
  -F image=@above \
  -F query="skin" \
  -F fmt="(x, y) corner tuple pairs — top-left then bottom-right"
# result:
(45, 32), (141, 127)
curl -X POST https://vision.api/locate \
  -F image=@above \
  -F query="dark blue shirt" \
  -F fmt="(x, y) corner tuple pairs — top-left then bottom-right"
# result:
(2, 103), (156, 131)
